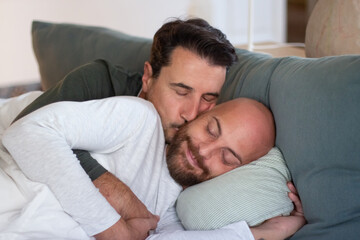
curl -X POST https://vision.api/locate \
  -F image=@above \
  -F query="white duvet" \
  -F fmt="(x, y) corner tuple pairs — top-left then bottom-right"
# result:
(0, 92), (91, 240)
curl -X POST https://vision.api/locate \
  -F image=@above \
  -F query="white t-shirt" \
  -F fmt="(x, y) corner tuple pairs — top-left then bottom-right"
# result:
(3, 95), (254, 240)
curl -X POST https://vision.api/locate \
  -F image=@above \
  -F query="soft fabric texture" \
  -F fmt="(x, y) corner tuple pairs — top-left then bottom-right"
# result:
(31, 21), (360, 239)
(2, 95), (254, 240)
(176, 147), (293, 230)
(0, 92), (89, 239)
(32, 21), (152, 90)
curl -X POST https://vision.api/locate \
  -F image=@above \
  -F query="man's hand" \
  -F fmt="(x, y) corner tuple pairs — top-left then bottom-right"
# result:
(287, 182), (304, 219)
(93, 172), (153, 220)
(95, 215), (159, 240)
(250, 182), (306, 240)
(93, 172), (160, 239)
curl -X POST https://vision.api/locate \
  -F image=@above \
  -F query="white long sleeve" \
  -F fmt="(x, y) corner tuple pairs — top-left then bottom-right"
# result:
(2, 96), (159, 236)
(149, 222), (254, 240)
(147, 205), (255, 240)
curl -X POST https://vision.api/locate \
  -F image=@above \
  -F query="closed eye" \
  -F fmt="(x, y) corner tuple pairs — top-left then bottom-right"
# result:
(222, 148), (242, 166)
(202, 94), (218, 103)
(206, 125), (217, 138)
(206, 116), (220, 138)
(170, 83), (192, 97)
(176, 90), (188, 96)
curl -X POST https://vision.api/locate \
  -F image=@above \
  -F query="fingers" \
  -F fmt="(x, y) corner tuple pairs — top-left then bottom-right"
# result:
(289, 192), (303, 213)
(126, 216), (160, 240)
(153, 214), (160, 222)
(287, 181), (298, 194)
(148, 215), (160, 230)
(287, 182), (304, 216)
(137, 214), (160, 230)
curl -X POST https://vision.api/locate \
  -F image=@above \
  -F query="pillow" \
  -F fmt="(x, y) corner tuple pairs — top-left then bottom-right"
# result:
(31, 21), (152, 90)
(219, 49), (360, 239)
(176, 147), (293, 230)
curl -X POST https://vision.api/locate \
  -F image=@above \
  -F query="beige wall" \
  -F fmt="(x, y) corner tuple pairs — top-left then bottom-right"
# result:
(0, 0), (286, 87)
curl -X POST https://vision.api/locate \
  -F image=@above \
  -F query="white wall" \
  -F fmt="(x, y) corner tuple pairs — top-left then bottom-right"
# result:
(188, 0), (287, 45)
(0, 0), (286, 87)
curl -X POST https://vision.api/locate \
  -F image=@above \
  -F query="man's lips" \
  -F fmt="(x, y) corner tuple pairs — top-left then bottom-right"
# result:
(170, 123), (183, 132)
(185, 146), (199, 168)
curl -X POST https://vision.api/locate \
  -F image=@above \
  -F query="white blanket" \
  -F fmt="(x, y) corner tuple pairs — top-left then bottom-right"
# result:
(0, 92), (91, 240)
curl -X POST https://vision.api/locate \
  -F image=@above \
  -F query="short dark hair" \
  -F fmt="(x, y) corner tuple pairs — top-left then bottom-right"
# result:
(150, 18), (238, 78)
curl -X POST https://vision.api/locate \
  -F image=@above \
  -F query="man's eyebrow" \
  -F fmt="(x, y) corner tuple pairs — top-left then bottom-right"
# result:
(170, 83), (193, 90)
(214, 116), (242, 164)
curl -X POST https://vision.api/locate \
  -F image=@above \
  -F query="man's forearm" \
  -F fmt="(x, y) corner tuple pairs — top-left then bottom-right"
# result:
(95, 215), (159, 240)
(75, 149), (153, 220)
(250, 215), (305, 240)
(93, 172), (153, 220)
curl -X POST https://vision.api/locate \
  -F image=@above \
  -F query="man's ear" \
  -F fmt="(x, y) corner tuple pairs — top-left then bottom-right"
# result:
(142, 61), (153, 93)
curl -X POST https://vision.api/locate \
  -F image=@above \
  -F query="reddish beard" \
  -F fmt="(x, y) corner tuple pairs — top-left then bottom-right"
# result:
(166, 125), (210, 187)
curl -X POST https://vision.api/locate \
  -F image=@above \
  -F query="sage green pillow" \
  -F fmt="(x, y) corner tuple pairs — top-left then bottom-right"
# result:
(176, 147), (293, 230)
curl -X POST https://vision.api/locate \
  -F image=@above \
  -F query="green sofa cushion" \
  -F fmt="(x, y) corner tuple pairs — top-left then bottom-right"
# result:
(32, 21), (152, 90)
(270, 55), (360, 239)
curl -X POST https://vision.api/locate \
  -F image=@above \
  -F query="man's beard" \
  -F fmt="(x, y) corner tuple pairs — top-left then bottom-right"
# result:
(166, 125), (210, 187)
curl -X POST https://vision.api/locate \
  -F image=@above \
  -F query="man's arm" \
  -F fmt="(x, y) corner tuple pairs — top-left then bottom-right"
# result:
(13, 59), (142, 180)
(3, 97), (156, 237)
(12, 60), (149, 220)
(74, 150), (152, 220)
(93, 171), (156, 220)
(13, 59), (142, 181)
(250, 182), (306, 240)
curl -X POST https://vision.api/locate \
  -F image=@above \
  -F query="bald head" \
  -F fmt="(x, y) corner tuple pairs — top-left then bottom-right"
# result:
(213, 98), (275, 163)
(166, 97), (275, 187)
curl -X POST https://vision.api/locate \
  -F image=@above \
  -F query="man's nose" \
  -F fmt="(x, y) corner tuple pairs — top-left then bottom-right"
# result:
(181, 100), (200, 123)
(198, 142), (216, 160)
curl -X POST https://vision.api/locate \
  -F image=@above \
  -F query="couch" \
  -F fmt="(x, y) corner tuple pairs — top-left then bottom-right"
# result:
(31, 20), (360, 239)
